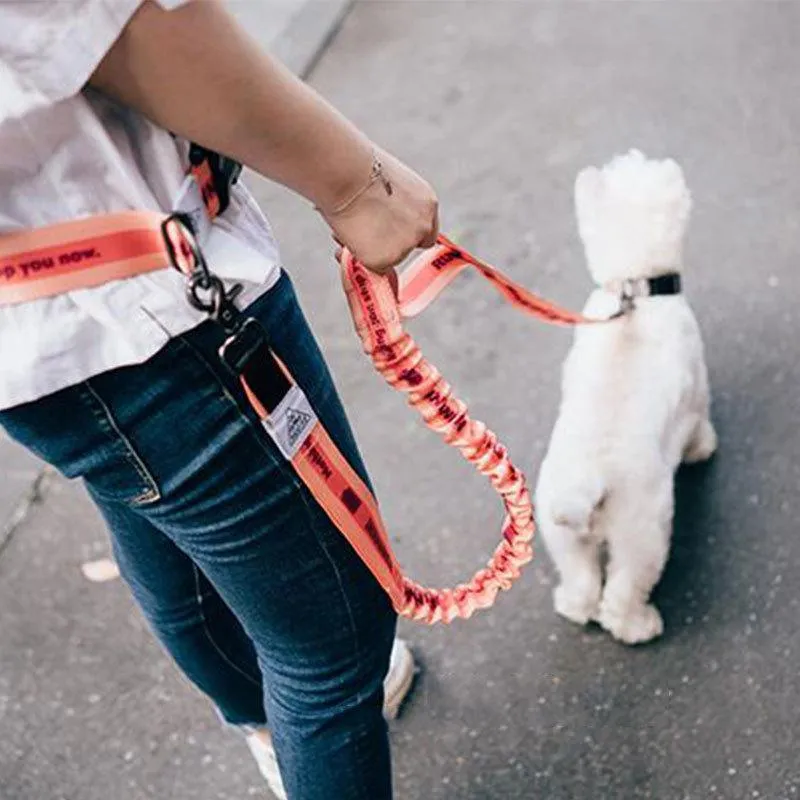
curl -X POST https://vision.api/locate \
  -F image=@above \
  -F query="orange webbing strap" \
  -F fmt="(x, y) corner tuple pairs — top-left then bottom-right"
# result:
(398, 234), (609, 324)
(0, 149), (231, 308)
(0, 211), (190, 306)
(236, 342), (408, 612)
(188, 157), (221, 220)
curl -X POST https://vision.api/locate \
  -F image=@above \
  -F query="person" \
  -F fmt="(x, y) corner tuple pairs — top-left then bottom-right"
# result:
(0, 2), (439, 798)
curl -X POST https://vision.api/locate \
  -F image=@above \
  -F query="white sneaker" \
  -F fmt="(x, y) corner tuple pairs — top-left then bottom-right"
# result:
(246, 638), (416, 798)
(382, 637), (416, 721)
(246, 728), (287, 800)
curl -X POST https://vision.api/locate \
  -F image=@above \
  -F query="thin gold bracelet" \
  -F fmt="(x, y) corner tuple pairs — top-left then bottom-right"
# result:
(319, 150), (393, 216)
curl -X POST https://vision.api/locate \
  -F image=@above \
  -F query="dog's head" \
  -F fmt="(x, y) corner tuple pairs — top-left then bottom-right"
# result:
(574, 149), (692, 285)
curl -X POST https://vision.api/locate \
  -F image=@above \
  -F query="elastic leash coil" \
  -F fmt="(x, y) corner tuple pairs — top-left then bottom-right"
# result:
(341, 251), (536, 622)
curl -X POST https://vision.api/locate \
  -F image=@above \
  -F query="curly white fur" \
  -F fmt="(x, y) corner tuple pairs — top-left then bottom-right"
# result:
(535, 150), (717, 645)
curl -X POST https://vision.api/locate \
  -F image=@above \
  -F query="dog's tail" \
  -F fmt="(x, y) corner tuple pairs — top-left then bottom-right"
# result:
(537, 460), (607, 539)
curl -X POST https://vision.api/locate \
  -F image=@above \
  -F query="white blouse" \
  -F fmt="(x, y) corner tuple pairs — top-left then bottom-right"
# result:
(0, 0), (282, 409)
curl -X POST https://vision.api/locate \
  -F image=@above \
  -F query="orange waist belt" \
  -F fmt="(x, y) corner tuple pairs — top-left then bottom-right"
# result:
(0, 204), (609, 624)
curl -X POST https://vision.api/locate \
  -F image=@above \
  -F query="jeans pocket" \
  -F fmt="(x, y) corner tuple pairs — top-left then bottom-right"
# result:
(1, 380), (162, 508)
(75, 382), (162, 507)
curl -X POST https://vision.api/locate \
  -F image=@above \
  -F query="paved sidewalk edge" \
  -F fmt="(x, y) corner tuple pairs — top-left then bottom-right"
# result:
(271, 0), (355, 78)
(0, 468), (51, 558)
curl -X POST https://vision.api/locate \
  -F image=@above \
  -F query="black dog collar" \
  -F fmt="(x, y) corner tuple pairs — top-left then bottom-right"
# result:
(604, 272), (682, 317)
(611, 273), (682, 299)
(644, 273), (682, 297)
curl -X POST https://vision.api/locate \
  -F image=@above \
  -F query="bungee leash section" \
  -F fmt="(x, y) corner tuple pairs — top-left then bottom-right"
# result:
(0, 148), (628, 624)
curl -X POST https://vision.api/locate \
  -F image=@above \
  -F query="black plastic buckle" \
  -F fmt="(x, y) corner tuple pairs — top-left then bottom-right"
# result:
(220, 318), (292, 409)
(189, 144), (242, 216)
(219, 317), (269, 374)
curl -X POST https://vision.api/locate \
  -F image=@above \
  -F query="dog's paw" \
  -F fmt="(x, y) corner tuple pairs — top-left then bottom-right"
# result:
(684, 420), (718, 465)
(597, 602), (664, 645)
(554, 585), (599, 627)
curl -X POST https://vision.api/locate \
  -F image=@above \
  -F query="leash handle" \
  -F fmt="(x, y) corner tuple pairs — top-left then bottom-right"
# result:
(340, 243), (536, 623)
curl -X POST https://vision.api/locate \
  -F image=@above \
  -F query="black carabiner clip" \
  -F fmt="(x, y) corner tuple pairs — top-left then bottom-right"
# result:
(161, 211), (245, 333)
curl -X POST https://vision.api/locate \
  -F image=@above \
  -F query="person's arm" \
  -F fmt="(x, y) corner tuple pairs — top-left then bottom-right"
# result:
(90, 0), (437, 273)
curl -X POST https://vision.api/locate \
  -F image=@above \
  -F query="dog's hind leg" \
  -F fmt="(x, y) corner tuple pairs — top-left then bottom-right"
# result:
(597, 488), (672, 645)
(683, 360), (717, 465)
(683, 417), (718, 464)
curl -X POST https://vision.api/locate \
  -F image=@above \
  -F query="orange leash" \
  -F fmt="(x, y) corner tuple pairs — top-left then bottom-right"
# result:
(339, 247), (536, 622)
(0, 152), (620, 624)
(0, 211), (172, 305)
(396, 234), (600, 324)
(332, 238), (620, 622)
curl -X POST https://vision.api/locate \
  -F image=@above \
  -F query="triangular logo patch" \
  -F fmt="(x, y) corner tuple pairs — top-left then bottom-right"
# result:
(286, 407), (313, 447)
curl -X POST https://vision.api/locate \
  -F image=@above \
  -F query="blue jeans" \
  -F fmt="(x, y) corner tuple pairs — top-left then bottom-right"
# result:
(0, 273), (396, 800)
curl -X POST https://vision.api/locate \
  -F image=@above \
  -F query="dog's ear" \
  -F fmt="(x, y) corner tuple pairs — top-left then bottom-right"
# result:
(660, 158), (684, 183)
(657, 158), (693, 238)
(575, 166), (603, 213)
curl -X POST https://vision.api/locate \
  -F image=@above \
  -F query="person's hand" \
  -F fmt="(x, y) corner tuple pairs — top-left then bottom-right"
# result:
(321, 148), (439, 276)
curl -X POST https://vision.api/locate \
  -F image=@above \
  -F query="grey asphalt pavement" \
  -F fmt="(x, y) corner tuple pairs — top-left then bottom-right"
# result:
(3, 2), (800, 799)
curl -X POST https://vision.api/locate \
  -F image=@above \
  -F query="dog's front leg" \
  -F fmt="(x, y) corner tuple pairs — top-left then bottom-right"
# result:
(542, 523), (603, 627)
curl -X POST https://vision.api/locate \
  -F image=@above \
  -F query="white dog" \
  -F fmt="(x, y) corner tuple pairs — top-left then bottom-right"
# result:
(535, 150), (717, 645)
